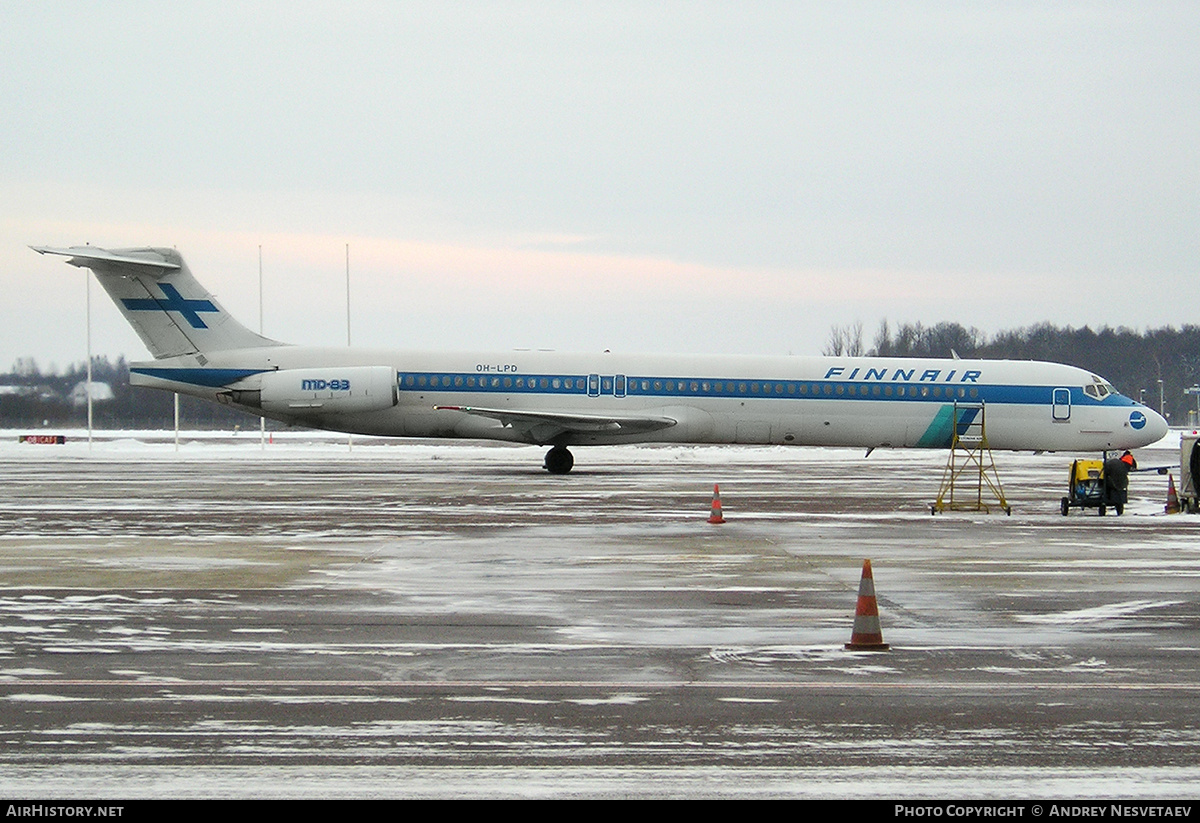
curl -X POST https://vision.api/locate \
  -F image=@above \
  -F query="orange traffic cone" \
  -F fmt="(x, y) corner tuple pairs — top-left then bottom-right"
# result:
(707, 484), (726, 524)
(845, 559), (889, 651)
(1166, 473), (1181, 514)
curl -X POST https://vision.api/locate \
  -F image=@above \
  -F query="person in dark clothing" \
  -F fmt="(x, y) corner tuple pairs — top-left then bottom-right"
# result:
(1104, 451), (1137, 513)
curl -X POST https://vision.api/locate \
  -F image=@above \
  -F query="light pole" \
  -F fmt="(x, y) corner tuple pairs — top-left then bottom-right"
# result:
(85, 270), (92, 451)
(1158, 379), (1165, 418)
(346, 243), (352, 453)
(260, 245), (266, 451)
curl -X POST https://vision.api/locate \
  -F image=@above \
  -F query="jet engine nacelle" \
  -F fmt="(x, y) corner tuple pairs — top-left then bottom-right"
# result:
(242, 366), (398, 415)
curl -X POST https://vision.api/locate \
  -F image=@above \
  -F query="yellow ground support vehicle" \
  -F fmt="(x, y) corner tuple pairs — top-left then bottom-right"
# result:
(1061, 458), (1128, 516)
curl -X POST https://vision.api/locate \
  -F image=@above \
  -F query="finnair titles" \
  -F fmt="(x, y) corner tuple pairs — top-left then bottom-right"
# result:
(823, 366), (982, 383)
(33, 245), (1167, 473)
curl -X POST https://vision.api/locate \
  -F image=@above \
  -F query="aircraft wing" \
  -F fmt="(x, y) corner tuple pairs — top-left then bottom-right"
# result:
(434, 404), (677, 440)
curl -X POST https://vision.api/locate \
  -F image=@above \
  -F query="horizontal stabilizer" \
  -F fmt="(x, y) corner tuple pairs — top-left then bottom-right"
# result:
(31, 245), (181, 273)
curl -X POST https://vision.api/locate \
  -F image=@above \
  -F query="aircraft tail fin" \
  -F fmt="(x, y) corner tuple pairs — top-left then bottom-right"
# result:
(33, 245), (281, 359)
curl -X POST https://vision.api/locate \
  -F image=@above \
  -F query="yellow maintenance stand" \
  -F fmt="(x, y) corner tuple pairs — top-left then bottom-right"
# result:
(931, 401), (1011, 515)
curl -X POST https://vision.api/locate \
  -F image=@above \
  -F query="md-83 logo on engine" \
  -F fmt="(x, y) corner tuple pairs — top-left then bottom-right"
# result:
(301, 379), (351, 391)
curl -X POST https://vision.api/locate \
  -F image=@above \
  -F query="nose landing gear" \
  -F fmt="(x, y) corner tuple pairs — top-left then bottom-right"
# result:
(544, 445), (574, 475)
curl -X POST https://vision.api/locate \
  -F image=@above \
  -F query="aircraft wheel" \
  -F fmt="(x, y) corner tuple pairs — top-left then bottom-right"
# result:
(544, 445), (574, 475)
(1115, 504), (1124, 516)
(1061, 498), (1070, 516)
(1098, 505), (1106, 516)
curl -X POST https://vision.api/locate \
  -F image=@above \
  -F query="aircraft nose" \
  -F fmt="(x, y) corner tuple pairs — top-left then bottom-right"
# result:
(1147, 407), (1166, 441)
(1141, 407), (1169, 445)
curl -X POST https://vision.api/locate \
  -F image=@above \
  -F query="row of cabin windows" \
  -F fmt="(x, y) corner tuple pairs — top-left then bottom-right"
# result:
(401, 372), (981, 400)
(403, 374), (581, 390)
(630, 380), (978, 399)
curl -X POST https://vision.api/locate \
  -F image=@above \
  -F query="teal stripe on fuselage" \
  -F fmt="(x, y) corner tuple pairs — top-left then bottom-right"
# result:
(916, 405), (956, 448)
(915, 405), (981, 448)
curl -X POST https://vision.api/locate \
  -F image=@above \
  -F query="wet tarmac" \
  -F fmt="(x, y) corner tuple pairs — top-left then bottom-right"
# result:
(0, 433), (1197, 798)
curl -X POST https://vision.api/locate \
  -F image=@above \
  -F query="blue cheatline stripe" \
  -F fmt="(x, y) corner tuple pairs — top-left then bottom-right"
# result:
(131, 368), (270, 387)
(398, 371), (1125, 408)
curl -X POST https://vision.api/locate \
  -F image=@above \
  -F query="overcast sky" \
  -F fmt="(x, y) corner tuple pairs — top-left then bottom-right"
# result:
(2, 1), (1197, 371)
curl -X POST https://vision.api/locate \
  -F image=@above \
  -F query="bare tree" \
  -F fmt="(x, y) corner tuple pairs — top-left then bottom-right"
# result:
(847, 320), (864, 357)
(823, 325), (847, 356)
(823, 322), (865, 357)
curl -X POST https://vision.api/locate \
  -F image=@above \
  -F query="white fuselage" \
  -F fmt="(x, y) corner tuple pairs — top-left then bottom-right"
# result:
(130, 345), (1168, 453)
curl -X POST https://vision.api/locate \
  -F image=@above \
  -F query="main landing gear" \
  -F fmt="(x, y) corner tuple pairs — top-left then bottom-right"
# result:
(544, 445), (574, 475)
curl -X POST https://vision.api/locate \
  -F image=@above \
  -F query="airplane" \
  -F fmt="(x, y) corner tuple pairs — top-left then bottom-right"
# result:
(32, 244), (1168, 473)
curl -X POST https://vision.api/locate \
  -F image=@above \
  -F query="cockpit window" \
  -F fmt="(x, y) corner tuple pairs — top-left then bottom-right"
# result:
(1084, 378), (1112, 400)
